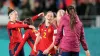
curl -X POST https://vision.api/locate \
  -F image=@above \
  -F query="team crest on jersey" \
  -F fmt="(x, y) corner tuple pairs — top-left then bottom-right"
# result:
(48, 28), (51, 33)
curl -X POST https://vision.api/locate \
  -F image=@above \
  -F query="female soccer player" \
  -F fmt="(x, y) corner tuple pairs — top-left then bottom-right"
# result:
(14, 18), (37, 56)
(13, 12), (44, 56)
(54, 6), (90, 56)
(7, 7), (44, 56)
(33, 11), (57, 56)
(7, 7), (30, 56)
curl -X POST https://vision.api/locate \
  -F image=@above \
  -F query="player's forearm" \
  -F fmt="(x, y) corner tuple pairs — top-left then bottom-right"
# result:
(32, 15), (38, 21)
(8, 24), (28, 29)
(81, 26), (88, 50)
(32, 12), (44, 21)
(47, 36), (56, 51)
(47, 42), (54, 51)
(81, 39), (88, 51)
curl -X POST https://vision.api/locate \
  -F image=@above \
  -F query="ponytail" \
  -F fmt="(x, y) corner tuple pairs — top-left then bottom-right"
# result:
(68, 6), (76, 29)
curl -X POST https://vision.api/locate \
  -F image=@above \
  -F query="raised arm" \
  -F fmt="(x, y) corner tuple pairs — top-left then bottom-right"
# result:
(32, 12), (44, 21)
(7, 22), (29, 29)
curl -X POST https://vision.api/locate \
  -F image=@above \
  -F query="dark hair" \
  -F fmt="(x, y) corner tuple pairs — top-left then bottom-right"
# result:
(67, 6), (76, 29)
(24, 18), (33, 25)
(8, 7), (14, 15)
(53, 12), (56, 18)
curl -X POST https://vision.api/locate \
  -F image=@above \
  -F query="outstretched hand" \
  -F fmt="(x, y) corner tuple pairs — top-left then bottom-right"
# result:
(43, 49), (49, 55)
(38, 12), (44, 16)
(33, 45), (37, 52)
(85, 50), (90, 56)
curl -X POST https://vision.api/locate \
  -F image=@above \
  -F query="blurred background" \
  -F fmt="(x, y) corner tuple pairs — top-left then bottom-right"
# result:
(0, 0), (100, 56)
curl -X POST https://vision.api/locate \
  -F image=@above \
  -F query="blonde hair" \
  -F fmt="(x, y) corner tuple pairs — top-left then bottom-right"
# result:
(57, 9), (65, 19)
(56, 9), (65, 25)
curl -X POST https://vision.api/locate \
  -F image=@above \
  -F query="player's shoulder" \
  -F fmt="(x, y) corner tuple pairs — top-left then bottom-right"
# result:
(62, 14), (70, 21)
(7, 21), (15, 26)
(51, 24), (57, 29)
(8, 21), (14, 24)
(16, 21), (23, 24)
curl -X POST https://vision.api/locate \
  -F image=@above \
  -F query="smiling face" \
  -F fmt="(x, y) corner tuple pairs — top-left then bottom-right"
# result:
(45, 11), (54, 23)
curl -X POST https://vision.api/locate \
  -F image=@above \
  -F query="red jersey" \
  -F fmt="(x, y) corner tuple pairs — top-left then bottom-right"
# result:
(32, 15), (39, 21)
(7, 21), (29, 50)
(7, 14), (39, 50)
(38, 23), (57, 54)
(15, 29), (37, 56)
(14, 15), (40, 56)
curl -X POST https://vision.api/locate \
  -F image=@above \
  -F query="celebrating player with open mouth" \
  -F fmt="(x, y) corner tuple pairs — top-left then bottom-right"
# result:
(33, 11), (57, 56)
(7, 7), (30, 56)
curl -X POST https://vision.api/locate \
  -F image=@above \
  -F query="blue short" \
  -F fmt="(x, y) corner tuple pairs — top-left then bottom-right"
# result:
(37, 50), (55, 56)
(61, 52), (79, 56)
